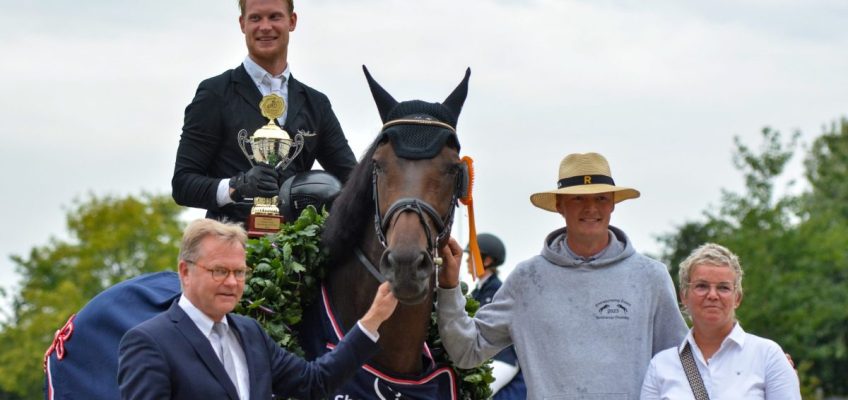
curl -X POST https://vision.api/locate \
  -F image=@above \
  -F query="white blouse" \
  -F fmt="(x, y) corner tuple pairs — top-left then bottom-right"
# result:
(641, 323), (800, 400)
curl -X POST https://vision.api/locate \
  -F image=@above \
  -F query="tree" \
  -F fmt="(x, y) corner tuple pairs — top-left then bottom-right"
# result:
(794, 118), (848, 394)
(804, 118), (848, 220)
(0, 193), (184, 399)
(658, 123), (848, 396)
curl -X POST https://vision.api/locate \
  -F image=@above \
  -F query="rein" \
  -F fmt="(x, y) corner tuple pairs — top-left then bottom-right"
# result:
(355, 247), (386, 283)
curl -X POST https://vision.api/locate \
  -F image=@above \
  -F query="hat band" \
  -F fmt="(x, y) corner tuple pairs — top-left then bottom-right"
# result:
(558, 175), (615, 188)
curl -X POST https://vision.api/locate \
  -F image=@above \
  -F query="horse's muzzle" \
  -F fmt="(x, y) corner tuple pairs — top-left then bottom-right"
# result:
(380, 249), (433, 305)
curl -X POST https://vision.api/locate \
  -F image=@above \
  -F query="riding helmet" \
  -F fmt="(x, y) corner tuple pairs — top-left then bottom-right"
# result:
(279, 171), (343, 222)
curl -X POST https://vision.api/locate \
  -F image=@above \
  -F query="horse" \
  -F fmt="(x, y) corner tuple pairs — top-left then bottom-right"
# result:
(298, 66), (472, 396)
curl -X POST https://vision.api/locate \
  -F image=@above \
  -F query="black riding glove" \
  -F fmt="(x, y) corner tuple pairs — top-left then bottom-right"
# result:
(229, 163), (279, 202)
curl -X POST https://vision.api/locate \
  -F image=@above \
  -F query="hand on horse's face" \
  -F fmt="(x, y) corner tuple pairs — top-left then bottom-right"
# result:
(360, 282), (399, 334)
(437, 237), (462, 289)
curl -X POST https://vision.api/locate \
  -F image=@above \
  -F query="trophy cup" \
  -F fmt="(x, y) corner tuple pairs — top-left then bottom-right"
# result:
(237, 93), (306, 237)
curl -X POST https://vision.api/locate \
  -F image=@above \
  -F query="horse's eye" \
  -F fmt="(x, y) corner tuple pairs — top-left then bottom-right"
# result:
(373, 161), (384, 173)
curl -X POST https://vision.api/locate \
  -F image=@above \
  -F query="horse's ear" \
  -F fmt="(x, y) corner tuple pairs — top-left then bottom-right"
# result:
(443, 68), (471, 121)
(363, 65), (398, 122)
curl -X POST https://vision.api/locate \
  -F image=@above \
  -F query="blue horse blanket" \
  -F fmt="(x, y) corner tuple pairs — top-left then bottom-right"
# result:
(43, 271), (181, 400)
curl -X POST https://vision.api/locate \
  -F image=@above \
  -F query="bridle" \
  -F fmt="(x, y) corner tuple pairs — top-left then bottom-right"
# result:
(355, 160), (458, 285)
(358, 119), (461, 282)
(371, 164), (458, 260)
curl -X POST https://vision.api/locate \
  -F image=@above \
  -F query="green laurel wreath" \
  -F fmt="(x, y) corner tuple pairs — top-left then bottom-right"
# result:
(235, 206), (493, 399)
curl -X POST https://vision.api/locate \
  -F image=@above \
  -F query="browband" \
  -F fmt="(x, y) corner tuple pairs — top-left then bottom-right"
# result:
(381, 118), (456, 133)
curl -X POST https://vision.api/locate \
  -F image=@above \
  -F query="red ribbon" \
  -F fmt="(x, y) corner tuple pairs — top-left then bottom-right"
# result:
(43, 314), (75, 372)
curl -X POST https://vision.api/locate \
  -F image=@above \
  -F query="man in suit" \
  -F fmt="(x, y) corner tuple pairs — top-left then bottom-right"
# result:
(171, 0), (357, 224)
(118, 219), (397, 399)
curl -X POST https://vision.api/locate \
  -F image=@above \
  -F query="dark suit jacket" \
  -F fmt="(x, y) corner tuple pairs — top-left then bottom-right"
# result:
(117, 300), (379, 400)
(171, 65), (357, 223)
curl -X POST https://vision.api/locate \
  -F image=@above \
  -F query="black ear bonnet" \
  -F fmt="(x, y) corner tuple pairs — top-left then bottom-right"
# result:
(363, 66), (470, 160)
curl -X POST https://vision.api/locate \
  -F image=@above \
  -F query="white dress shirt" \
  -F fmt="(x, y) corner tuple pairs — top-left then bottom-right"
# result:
(641, 323), (800, 400)
(215, 56), (294, 207)
(178, 295), (251, 400)
(241, 55), (291, 124)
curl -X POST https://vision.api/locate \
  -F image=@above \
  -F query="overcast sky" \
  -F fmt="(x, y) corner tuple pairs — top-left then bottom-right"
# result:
(2, 0), (846, 314)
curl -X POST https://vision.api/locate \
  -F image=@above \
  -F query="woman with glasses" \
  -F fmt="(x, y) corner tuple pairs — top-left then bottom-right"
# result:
(640, 243), (800, 399)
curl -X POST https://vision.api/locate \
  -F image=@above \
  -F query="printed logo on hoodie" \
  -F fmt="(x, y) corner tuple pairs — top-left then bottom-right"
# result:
(594, 299), (631, 320)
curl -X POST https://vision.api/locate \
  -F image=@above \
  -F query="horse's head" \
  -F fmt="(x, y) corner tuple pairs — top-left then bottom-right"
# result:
(364, 66), (471, 305)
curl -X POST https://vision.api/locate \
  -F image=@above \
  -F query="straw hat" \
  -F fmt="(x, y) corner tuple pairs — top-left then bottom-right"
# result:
(530, 152), (641, 212)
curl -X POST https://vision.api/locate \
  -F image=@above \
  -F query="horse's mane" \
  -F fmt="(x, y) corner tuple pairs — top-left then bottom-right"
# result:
(321, 134), (385, 265)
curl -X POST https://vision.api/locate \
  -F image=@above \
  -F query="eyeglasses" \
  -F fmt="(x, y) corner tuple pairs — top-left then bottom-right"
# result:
(187, 261), (252, 282)
(687, 281), (735, 296)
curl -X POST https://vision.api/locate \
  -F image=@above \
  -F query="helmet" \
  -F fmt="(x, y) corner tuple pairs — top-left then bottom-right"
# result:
(475, 233), (506, 268)
(279, 171), (343, 222)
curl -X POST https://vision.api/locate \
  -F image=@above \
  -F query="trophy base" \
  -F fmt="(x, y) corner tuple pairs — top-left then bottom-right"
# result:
(247, 214), (284, 238)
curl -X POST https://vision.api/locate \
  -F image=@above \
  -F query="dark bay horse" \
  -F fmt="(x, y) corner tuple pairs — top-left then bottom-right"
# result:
(310, 66), (471, 379)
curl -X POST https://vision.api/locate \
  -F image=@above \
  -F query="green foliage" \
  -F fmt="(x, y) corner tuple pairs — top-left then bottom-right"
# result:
(803, 117), (848, 220)
(236, 205), (328, 358)
(238, 206), (493, 398)
(0, 193), (183, 399)
(658, 122), (848, 396)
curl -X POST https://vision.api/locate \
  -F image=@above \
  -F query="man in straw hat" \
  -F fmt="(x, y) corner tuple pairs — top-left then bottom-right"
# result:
(436, 152), (687, 399)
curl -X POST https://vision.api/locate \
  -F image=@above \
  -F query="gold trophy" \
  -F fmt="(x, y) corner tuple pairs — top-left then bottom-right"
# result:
(237, 94), (306, 237)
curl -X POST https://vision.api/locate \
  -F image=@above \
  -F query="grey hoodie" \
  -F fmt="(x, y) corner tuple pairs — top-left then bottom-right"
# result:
(437, 226), (687, 400)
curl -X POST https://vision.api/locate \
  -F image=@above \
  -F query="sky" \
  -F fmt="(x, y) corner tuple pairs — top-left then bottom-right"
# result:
(1, 0), (846, 315)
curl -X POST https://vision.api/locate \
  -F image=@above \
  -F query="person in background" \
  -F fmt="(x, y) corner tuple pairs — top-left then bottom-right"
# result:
(437, 152), (687, 399)
(640, 243), (801, 399)
(467, 233), (526, 399)
(171, 0), (357, 224)
(118, 219), (397, 399)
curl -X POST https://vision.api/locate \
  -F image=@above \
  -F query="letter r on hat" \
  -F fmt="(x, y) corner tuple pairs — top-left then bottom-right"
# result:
(584, 175), (592, 184)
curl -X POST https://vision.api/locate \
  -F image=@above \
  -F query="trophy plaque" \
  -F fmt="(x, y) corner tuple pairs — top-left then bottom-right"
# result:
(237, 94), (306, 237)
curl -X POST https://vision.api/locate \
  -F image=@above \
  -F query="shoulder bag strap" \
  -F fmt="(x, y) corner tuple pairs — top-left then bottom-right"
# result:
(679, 341), (710, 400)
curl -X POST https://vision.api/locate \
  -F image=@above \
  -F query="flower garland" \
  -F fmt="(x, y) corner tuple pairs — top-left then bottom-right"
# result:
(235, 206), (493, 398)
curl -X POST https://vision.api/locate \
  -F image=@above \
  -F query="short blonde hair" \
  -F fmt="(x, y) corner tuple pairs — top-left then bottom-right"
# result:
(178, 219), (247, 264)
(678, 242), (744, 296)
(239, 0), (293, 16)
